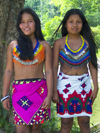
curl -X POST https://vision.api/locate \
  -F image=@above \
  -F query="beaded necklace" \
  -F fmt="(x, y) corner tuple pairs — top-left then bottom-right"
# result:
(13, 39), (45, 67)
(59, 34), (91, 68)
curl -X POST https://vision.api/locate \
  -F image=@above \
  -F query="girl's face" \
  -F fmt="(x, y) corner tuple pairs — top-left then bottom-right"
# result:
(65, 14), (83, 35)
(19, 13), (36, 37)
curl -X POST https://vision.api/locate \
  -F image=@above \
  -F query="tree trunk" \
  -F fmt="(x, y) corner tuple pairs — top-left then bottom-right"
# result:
(0, 0), (25, 132)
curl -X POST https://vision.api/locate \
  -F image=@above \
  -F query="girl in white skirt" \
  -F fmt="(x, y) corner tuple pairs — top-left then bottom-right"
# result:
(52, 9), (98, 133)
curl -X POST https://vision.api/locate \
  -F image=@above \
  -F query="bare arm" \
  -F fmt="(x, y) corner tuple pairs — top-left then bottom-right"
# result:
(89, 61), (99, 104)
(2, 42), (14, 110)
(52, 40), (60, 103)
(42, 42), (53, 109)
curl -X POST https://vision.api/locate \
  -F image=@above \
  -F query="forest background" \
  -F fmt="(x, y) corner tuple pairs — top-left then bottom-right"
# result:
(25, 0), (100, 48)
(0, 0), (100, 133)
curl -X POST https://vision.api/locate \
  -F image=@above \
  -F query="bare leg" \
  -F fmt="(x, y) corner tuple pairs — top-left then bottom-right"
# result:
(31, 124), (41, 133)
(78, 116), (91, 133)
(16, 125), (30, 133)
(60, 118), (73, 133)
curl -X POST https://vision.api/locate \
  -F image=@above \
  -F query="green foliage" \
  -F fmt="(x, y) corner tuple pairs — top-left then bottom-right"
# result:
(90, 87), (100, 126)
(42, 102), (60, 133)
(91, 26), (100, 50)
(42, 16), (62, 44)
(97, 49), (100, 58)
(2, 40), (6, 44)
(24, 0), (60, 26)
(71, 118), (80, 133)
(0, 99), (14, 133)
(24, 0), (100, 46)
(42, 103), (81, 133)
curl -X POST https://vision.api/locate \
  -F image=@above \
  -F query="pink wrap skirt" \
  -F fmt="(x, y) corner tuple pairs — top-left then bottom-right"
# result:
(12, 78), (50, 125)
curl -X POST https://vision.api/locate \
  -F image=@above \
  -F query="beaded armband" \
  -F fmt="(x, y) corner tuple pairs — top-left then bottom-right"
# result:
(1, 95), (10, 102)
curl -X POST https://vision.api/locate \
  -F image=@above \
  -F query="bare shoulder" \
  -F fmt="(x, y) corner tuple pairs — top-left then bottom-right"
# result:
(53, 36), (65, 49)
(40, 40), (51, 49)
(54, 37), (63, 45)
(8, 40), (18, 51)
(39, 41), (52, 59)
(84, 38), (89, 47)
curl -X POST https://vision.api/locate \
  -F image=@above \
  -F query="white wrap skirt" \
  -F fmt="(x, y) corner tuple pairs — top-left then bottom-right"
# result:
(57, 71), (92, 118)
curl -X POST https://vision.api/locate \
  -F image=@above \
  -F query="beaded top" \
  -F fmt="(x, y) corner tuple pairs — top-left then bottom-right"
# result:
(59, 35), (91, 68)
(12, 39), (45, 67)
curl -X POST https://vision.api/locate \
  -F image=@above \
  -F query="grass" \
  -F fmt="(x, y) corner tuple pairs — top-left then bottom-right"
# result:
(90, 51), (100, 126)
(90, 84), (100, 126)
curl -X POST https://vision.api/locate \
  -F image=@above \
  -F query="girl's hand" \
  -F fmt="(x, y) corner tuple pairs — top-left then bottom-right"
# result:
(2, 98), (10, 110)
(42, 96), (51, 110)
(52, 91), (59, 103)
(90, 89), (98, 104)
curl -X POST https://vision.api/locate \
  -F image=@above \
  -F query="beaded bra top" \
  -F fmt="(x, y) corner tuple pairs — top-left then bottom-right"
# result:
(59, 35), (91, 68)
(13, 39), (45, 67)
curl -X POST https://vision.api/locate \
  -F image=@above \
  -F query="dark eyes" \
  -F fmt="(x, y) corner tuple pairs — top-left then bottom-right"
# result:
(69, 21), (82, 23)
(21, 20), (33, 23)
(21, 21), (24, 23)
(77, 21), (81, 23)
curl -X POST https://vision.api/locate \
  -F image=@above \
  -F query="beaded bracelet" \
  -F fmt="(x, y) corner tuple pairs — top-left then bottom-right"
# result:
(1, 95), (10, 102)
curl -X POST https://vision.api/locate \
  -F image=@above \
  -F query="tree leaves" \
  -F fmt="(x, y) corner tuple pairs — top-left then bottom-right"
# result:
(24, 0), (100, 46)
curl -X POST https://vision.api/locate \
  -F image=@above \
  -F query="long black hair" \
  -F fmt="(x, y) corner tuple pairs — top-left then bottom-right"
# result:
(16, 7), (45, 60)
(54, 9), (98, 70)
